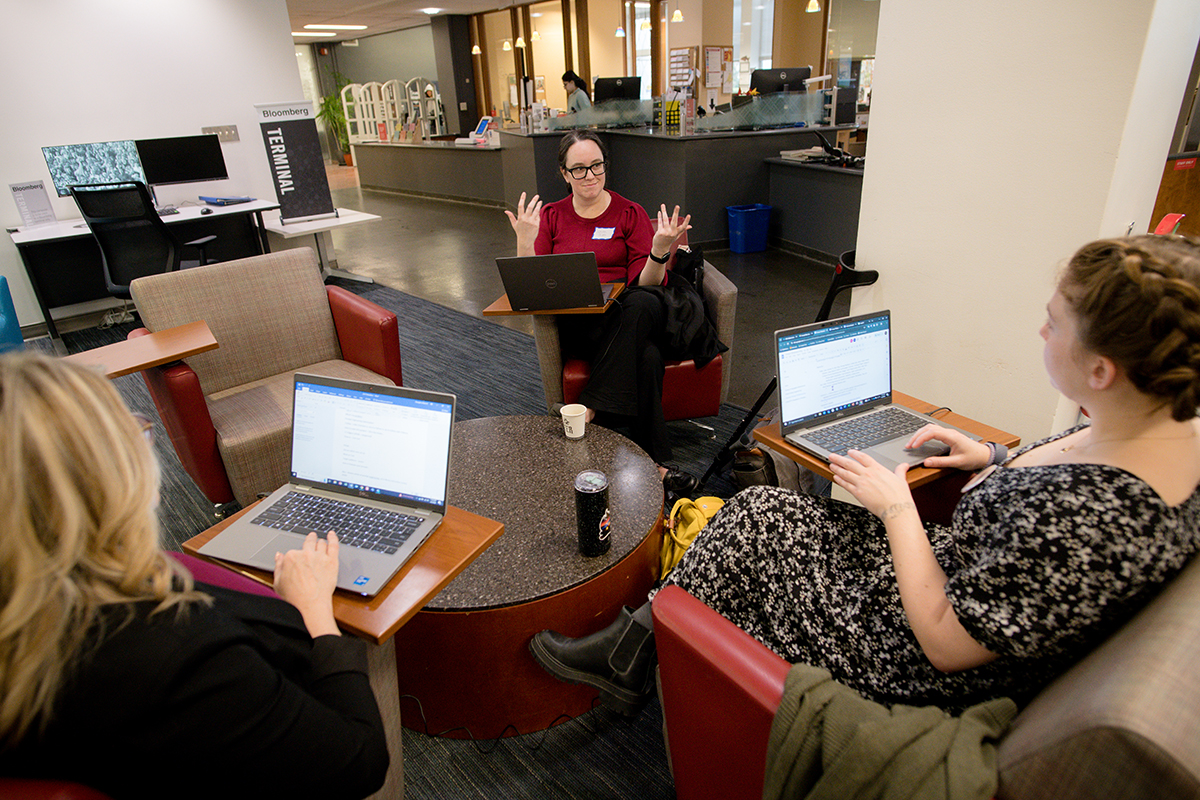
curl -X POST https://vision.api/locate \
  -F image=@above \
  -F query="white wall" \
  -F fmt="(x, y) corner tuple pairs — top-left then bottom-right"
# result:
(1, 0), (304, 327)
(853, 0), (1200, 445)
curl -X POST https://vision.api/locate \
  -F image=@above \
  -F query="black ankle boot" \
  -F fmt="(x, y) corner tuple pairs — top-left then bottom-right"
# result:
(529, 606), (656, 716)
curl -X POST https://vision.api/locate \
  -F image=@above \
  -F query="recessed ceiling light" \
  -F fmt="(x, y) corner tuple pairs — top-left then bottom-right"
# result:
(420, 7), (443, 14)
(304, 24), (368, 30)
(292, 31), (327, 36)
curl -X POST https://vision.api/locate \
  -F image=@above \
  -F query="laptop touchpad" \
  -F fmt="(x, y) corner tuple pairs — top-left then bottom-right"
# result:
(252, 532), (308, 562)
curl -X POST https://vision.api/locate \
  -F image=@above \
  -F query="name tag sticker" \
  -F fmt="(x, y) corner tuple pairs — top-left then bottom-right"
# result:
(592, 227), (615, 240)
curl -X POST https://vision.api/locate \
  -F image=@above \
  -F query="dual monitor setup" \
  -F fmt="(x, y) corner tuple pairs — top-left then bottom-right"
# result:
(41, 134), (229, 207)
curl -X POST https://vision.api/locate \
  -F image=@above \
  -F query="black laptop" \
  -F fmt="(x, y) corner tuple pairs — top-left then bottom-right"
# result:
(495, 252), (615, 311)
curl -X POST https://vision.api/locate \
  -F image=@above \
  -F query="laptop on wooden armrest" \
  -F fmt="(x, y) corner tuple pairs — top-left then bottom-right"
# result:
(495, 252), (616, 311)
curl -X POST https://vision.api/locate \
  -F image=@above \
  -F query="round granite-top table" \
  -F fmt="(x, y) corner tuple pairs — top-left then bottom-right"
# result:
(392, 416), (664, 738)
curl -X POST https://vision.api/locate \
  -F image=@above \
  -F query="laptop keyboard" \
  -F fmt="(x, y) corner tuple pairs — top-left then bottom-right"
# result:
(806, 407), (928, 456)
(250, 491), (422, 554)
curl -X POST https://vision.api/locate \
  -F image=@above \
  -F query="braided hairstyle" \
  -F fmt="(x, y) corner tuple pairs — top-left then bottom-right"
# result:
(1060, 234), (1200, 421)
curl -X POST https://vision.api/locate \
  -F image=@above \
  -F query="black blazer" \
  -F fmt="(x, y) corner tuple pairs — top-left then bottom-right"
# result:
(0, 585), (388, 800)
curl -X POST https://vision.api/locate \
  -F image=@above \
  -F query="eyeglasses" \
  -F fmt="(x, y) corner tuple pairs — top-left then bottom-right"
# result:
(132, 413), (154, 443)
(565, 162), (607, 180)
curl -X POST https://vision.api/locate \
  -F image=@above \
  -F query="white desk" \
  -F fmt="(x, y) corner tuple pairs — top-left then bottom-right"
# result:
(9, 199), (280, 344)
(9, 199), (280, 246)
(261, 207), (381, 283)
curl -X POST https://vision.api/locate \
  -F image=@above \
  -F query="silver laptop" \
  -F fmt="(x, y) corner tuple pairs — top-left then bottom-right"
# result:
(775, 310), (980, 470)
(199, 374), (456, 596)
(495, 252), (615, 311)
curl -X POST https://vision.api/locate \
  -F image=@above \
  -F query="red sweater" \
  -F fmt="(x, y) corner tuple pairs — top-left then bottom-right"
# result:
(534, 191), (656, 285)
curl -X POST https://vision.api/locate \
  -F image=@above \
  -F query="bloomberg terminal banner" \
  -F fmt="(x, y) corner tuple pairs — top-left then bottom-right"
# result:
(254, 102), (336, 223)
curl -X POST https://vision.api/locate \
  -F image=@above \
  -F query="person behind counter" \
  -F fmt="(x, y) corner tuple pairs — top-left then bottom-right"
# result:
(505, 130), (695, 471)
(531, 234), (1200, 716)
(562, 70), (591, 114)
(0, 353), (388, 799)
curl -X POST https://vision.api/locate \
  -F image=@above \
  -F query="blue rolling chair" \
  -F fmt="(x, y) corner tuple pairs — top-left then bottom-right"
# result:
(0, 275), (24, 353)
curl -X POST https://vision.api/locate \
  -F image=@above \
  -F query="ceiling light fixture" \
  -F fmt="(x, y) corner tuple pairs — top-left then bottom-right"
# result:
(471, 44), (481, 54)
(503, 39), (512, 50)
(419, 7), (443, 14)
(531, 29), (541, 40)
(671, 0), (683, 23)
(515, 36), (526, 47)
(303, 24), (367, 30)
(805, 0), (820, 11)
(292, 31), (327, 37)
(640, 19), (652, 30)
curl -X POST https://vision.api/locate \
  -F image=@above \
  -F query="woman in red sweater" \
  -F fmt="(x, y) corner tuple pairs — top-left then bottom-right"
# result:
(506, 130), (691, 465)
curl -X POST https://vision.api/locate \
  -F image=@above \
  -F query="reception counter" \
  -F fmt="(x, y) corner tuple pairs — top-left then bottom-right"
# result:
(352, 126), (865, 260)
(766, 158), (863, 260)
(353, 140), (505, 205)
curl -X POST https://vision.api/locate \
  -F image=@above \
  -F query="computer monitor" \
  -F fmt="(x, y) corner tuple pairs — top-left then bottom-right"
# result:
(41, 140), (145, 197)
(593, 76), (641, 103)
(749, 67), (813, 94)
(135, 134), (228, 187)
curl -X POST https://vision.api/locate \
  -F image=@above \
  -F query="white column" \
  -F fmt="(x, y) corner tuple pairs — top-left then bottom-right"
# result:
(852, 0), (1200, 442)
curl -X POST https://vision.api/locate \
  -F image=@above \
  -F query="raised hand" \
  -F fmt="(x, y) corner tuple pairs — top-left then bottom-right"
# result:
(504, 192), (542, 256)
(653, 204), (692, 254)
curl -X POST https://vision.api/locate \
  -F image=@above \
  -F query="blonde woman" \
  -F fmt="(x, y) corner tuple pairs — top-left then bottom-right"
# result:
(0, 353), (386, 799)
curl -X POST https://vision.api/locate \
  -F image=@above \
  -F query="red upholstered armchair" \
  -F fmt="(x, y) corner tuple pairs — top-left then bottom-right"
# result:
(129, 247), (402, 509)
(531, 234), (737, 421)
(653, 554), (1200, 800)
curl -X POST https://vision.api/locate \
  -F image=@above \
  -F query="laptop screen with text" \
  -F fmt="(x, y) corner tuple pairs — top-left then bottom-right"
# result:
(777, 311), (891, 429)
(291, 378), (453, 509)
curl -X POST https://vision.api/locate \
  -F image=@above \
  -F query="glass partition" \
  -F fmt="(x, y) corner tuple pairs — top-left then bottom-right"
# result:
(482, 10), (517, 122)
(549, 98), (654, 129)
(696, 92), (826, 132)
(529, 1), (568, 111)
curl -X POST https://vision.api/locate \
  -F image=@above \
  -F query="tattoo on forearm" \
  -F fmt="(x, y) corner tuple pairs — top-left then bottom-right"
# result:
(880, 501), (916, 521)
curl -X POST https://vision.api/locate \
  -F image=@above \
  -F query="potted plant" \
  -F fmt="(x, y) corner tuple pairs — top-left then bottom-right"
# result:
(317, 70), (352, 165)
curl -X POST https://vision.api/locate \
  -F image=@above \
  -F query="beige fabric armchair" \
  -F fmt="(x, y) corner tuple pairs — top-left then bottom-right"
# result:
(130, 247), (403, 508)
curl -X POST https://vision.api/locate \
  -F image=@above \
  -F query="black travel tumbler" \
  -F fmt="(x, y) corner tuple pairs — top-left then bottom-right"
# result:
(574, 469), (611, 557)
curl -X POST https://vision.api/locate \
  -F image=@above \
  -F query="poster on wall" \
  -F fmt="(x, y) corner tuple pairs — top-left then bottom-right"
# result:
(254, 101), (337, 224)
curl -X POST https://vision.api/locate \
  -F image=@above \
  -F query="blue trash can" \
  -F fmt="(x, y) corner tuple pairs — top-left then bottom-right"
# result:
(0, 276), (23, 353)
(726, 204), (771, 253)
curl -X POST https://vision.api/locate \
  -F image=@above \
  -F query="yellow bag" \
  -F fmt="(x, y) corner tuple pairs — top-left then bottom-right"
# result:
(661, 496), (725, 579)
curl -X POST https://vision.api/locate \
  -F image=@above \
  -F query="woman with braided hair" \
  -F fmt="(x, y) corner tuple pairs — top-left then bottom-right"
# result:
(531, 235), (1200, 715)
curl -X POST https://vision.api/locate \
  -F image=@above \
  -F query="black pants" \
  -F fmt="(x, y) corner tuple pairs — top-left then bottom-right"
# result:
(558, 290), (671, 463)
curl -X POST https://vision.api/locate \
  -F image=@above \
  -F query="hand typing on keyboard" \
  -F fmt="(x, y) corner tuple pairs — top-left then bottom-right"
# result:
(827, 450), (917, 523)
(905, 424), (992, 471)
(274, 531), (341, 638)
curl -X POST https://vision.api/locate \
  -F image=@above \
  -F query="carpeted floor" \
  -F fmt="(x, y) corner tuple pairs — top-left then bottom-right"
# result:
(32, 279), (779, 799)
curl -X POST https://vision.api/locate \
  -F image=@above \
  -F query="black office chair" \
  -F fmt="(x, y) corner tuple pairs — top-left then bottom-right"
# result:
(815, 249), (878, 322)
(70, 181), (216, 299)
